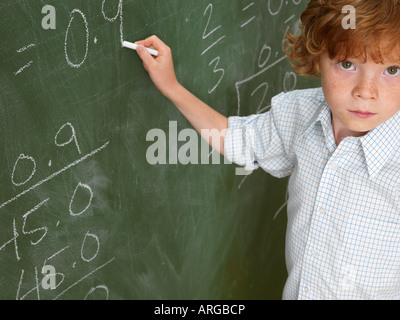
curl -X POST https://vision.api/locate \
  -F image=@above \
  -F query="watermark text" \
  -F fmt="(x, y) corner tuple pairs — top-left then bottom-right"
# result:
(342, 5), (356, 30)
(146, 121), (254, 176)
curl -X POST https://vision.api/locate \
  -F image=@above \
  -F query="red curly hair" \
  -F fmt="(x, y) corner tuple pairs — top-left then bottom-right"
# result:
(285, 0), (400, 77)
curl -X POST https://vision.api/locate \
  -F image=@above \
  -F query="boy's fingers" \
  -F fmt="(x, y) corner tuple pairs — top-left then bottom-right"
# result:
(134, 39), (146, 46)
(144, 35), (163, 48)
(136, 35), (170, 55)
(136, 45), (156, 69)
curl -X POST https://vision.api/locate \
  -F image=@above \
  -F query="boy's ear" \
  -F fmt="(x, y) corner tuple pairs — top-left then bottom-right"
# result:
(315, 62), (321, 77)
(314, 55), (323, 77)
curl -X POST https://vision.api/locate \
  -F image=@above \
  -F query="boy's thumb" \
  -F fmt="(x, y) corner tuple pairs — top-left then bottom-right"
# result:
(136, 45), (155, 69)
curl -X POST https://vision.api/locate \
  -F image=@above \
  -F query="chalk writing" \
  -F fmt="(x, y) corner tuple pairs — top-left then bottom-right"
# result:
(241, 2), (256, 28)
(81, 231), (100, 262)
(22, 198), (49, 246)
(64, 9), (89, 68)
(234, 0), (302, 200)
(84, 284), (109, 300)
(55, 122), (82, 155)
(102, 0), (124, 45)
(14, 43), (36, 76)
(0, 120), (112, 299)
(69, 182), (94, 216)
(0, 141), (109, 210)
(201, 3), (226, 94)
(11, 154), (36, 187)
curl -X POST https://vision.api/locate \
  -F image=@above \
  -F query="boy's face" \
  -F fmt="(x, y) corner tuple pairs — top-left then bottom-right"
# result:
(319, 51), (400, 142)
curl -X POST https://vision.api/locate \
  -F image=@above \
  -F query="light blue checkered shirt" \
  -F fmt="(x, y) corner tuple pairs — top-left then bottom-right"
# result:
(225, 87), (400, 300)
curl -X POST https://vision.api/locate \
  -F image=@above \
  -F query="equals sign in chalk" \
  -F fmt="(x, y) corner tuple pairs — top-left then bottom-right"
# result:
(122, 41), (158, 57)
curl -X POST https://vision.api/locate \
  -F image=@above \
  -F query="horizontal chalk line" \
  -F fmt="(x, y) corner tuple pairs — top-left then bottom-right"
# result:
(201, 36), (226, 56)
(16, 43), (36, 53)
(14, 60), (33, 75)
(0, 141), (110, 210)
(241, 16), (256, 28)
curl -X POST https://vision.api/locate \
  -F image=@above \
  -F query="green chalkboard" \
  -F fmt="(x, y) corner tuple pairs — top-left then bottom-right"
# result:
(0, 0), (318, 300)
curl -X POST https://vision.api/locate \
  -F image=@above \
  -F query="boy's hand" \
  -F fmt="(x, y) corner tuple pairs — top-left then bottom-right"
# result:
(135, 35), (179, 99)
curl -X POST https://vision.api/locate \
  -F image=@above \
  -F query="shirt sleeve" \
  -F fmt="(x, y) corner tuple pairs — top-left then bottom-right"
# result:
(224, 92), (295, 178)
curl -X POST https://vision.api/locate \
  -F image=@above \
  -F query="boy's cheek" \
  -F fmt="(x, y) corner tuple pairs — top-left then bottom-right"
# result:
(322, 80), (345, 104)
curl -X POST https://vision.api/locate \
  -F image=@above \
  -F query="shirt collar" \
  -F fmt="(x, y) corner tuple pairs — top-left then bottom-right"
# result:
(302, 100), (337, 153)
(360, 110), (400, 179)
(302, 99), (400, 179)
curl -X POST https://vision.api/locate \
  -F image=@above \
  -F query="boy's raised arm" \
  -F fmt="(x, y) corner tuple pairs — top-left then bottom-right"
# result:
(135, 35), (228, 156)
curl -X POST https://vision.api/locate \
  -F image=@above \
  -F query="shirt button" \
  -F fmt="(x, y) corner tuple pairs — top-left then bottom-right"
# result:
(309, 249), (316, 257)
(303, 286), (309, 294)
(331, 161), (339, 171)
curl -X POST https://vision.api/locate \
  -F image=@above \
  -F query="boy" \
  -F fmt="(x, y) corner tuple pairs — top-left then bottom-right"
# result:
(135, 0), (400, 299)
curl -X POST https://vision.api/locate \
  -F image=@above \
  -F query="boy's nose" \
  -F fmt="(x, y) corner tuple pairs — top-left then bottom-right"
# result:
(352, 77), (378, 101)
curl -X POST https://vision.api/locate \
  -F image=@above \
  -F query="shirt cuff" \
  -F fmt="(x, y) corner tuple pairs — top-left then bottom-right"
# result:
(225, 116), (259, 172)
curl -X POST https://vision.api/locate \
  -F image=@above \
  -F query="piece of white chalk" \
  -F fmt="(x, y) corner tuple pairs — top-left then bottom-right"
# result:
(122, 41), (159, 57)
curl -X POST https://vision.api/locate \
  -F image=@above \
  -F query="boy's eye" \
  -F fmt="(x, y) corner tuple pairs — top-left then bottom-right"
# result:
(385, 66), (400, 76)
(339, 61), (354, 70)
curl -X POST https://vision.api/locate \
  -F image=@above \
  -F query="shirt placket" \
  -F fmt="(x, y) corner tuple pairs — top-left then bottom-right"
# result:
(298, 131), (355, 299)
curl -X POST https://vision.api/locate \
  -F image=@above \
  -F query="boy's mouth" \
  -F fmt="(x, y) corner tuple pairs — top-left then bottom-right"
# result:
(349, 110), (377, 119)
